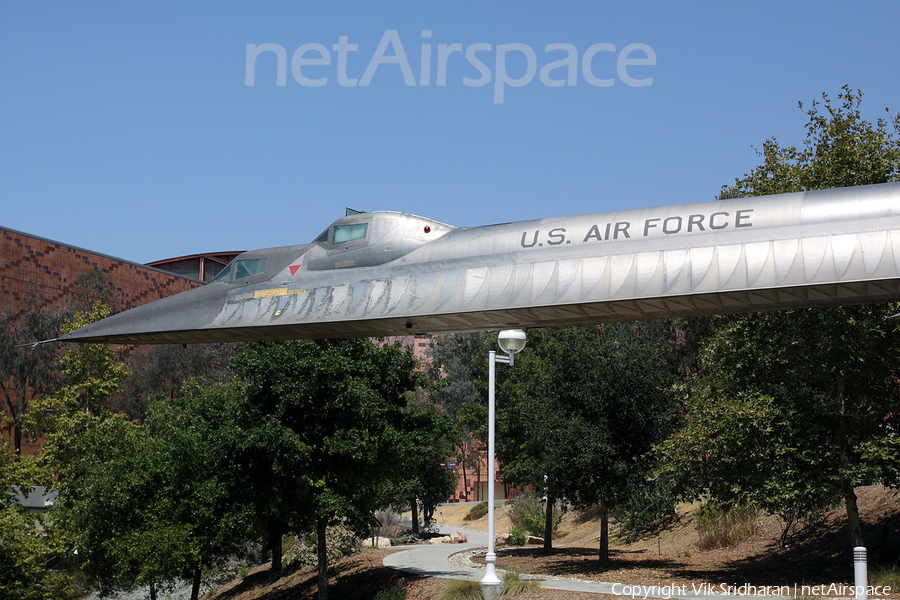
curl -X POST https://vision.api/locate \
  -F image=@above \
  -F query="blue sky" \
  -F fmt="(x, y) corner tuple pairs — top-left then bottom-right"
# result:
(3, 2), (899, 264)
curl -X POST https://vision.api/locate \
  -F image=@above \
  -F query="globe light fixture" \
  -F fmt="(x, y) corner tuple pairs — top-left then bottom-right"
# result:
(498, 329), (527, 360)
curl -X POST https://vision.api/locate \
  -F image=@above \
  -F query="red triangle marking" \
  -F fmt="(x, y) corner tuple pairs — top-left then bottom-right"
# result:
(289, 265), (300, 275)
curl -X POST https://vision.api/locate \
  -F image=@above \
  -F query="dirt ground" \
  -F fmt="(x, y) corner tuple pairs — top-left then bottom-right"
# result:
(203, 485), (900, 600)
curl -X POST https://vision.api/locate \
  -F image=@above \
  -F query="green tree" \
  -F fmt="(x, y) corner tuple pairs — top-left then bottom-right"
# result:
(139, 382), (255, 600)
(660, 86), (900, 551)
(497, 325), (677, 561)
(230, 338), (420, 600)
(29, 301), (133, 596)
(33, 301), (131, 481)
(115, 343), (234, 421)
(720, 86), (900, 199)
(0, 420), (70, 600)
(0, 291), (65, 457)
(427, 332), (493, 502)
(52, 381), (255, 600)
(70, 267), (116, 314)
(391, 401), (460, 535)
(658, 304), (900, 547)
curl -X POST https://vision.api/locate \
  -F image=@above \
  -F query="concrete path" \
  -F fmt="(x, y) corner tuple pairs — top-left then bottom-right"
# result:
(383, 523), (779, 599)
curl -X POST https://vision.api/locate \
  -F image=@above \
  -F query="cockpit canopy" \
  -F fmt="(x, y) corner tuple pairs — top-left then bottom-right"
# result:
(305, 211), (453, 271)
(210, 211), (454, 283)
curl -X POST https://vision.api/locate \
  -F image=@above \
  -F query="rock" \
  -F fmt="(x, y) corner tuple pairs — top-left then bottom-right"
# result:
(429, 536), (452, 544)
(525, 535), (544, 545)
(495, 533), (509, 547)
(450, 531), (468, 544)
(365, 536), (391, 547)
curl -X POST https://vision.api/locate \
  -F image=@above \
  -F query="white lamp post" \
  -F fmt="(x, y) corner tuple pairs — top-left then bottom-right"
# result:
(482, 329), (527, 597)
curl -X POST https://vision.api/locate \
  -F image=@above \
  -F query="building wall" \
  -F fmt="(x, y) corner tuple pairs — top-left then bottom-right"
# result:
(1, 226), (204, 455)
(446, 442), (522, 503)
(377, 334), (432, 367)
(1, 227), (203, 318)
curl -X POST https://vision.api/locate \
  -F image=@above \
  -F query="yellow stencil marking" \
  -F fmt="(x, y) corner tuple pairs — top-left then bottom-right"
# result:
(254, 288), (287, 298)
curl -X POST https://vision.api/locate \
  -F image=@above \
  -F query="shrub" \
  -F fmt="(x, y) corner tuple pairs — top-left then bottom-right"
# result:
(283, 522), (359, 567)
(464, 502), (489, 521)
(611, 475), (678, 542)
(436, 579), (485, 600)
(508, 492), (563, 537)
(375, 587), (408, 600)
(501, 570), (542, 595)
(870, 562), (900, 590)
(374, 509), (408, 539)
(507, 524), (527, 547)
(697, 503), (758, 550)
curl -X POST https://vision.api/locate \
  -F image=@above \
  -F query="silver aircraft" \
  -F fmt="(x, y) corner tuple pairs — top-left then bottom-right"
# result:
(59, 182), (900, 344)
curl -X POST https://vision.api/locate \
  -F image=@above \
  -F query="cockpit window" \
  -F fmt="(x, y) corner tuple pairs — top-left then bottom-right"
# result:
(315, 229), (329, 245)
(333, 223), (368, 245)
(233, 258), (267, 280)
(213, 265), (233, 283)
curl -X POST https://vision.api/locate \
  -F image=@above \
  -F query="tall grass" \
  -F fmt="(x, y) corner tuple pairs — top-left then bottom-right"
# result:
(870, 562), (900, 589)
(436, 579), (485, 600)
(697, 504), (758, 550)
(501, 571), (542, 595)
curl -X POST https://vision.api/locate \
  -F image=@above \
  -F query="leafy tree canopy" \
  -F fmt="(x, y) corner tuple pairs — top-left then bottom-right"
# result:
(497, 324), (678, 555)
(229, 338), (421, 599)
(0, 418), (70, 600)
(660, 86), (900, 550)
(720, 86), (900, 199)
(0, 291), (65, 457)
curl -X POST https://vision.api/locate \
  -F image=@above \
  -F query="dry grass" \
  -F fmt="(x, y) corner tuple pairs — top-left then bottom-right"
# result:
(501, 570), (543, 595)
(696, 504), (759, 550)
(870, 562), (900, 589)
(435, 579), (485, 600)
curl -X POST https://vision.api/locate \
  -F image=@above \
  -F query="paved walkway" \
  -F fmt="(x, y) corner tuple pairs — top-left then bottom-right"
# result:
(383, 524), (778, 599)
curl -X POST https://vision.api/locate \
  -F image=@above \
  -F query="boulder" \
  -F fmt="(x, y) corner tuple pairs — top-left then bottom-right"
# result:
(525, 535), (544, 545)
(429, 536), (452, 544)
(495, 533), (509, 547)
(450, 531), (468, 544)
(365, 536), (391, 548)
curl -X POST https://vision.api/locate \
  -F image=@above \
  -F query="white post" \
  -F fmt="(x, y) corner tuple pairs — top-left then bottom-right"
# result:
(854, 546), (868, 600)
(482, 350), (502, 588)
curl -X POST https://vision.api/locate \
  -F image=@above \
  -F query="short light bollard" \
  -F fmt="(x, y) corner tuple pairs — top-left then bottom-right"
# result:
(854, 546), (867, 600)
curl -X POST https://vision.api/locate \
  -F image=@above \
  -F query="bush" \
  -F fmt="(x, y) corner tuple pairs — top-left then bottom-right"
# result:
(697, 503), (758, 550)
(870, 562), (900, 590)
(507, 524), (527, 547)
(502, 570), (542, 595)
(464, 502), (489, 521)
(374, 509), (408, 539)
(611, 475), (678, 542)
(283, 522), (359, 567)
(436, 579), (485, 600)
(375, 586), (408, 600)
(508, 492), (563, 537)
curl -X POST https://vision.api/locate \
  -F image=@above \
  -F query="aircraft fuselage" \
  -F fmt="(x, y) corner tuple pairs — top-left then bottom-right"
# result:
(60, 183), (900, 344)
